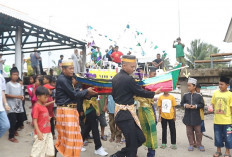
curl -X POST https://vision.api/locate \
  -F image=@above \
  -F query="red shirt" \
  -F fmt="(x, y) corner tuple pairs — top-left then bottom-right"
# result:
(33, 103), (51, 134)
(46, 97), (54, 118)
(110, 51), (123, 63)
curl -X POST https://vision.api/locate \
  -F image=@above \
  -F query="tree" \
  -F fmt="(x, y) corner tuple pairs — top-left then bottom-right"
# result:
(186, 39), (224, 69)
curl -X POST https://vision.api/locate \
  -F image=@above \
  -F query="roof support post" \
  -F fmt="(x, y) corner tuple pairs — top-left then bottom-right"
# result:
(210, 56), (213, 69)
(15, 26), (22, 78)
(82, 46), (86, 73)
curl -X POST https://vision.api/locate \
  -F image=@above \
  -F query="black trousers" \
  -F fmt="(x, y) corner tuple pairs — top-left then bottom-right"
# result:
(50, 117), (55, 135)
(161, 117), (176, 144)
(114, 119), (145, 157)
(81, 109), (102, 150)
(8, 113), (24, 139)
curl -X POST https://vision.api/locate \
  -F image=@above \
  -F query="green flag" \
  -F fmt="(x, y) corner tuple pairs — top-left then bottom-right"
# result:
(154, 45), (158, 49)
(137, 43), (141, 46)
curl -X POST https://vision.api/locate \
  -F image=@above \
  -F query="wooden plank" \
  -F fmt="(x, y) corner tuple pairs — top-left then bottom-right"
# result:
(195, 59), (232, 63)
(210, 53), (232, 57)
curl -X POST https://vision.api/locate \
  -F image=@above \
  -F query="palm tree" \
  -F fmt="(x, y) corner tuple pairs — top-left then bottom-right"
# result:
(186, 39), (223, 69)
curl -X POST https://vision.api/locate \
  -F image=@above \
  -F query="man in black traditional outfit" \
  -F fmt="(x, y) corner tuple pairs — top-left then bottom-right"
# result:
(55, 60), (97, 157)
(110, 55), (161, 157)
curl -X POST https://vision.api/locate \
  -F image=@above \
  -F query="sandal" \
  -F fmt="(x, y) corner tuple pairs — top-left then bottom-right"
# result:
(160, 144), (167, 149)
(188, 146), (194, 151)
(198, 146), (205, 152)
(101, 135), (107, 141)
(223, 155), (231, 157)
(9, 138), (19, 143)
(83, 140), (88, 146)
(171, 144), (177, 150)
(213, 152), (222, 157)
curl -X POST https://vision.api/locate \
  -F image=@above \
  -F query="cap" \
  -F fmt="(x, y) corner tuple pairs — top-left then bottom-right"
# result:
(43, 84), (55, 90)
(188, 77), (197, 85)
(121, 55), (136, 63)
(62, 60), (73, 66)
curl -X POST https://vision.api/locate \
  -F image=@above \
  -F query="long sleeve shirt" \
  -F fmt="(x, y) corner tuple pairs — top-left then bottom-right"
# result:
(180, 92), (204, 126)
(112, 69), (155, 122)
(55, 73), (88, 106)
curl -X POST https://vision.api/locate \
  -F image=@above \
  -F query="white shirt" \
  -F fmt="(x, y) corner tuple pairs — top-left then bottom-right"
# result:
(0, 74), (6, 111)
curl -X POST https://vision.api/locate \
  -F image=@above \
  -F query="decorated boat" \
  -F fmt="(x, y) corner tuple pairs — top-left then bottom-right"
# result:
(76, 63), (182, 94)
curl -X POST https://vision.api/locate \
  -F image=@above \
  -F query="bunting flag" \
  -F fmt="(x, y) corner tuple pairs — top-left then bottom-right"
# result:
(154, 45), (158, 49)
(76, 64), (181, 94)
(142, 50), (145, 56)
(126, 24), (130, 29)
(137, 43), (141, 46)
(88, 26), (93, 30)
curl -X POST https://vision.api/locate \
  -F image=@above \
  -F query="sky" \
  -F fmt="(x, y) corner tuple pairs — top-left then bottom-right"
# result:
(0, 0), (232, 69)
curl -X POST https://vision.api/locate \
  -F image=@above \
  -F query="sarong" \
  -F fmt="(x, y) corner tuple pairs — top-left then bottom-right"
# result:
(135, 97), (158, 149)
(55, 106), (83, 157)
(115, 103), (141, 129)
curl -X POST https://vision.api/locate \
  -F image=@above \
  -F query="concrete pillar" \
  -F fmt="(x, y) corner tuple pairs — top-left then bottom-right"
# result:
(180, 79), (188, 101)
(210, 57), (213, 69)
(15, 26), (22, 78)
(82, 46), (86, 73)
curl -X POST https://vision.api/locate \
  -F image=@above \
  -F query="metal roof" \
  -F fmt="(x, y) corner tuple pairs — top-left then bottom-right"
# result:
(0, 4), (86, 55)
(224, 18), (232, 43)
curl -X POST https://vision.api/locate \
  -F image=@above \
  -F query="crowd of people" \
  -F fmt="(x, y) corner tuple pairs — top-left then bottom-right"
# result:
(0, 37), (231, 157)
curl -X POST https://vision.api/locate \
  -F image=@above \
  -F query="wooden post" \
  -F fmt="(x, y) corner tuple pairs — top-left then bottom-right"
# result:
(15, 26), (22, 78)
(180, 79), (188, 102)
(82, 45), (86, 73)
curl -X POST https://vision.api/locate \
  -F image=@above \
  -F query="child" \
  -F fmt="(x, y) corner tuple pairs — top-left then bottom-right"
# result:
(98, 95), (108, 141)
(135, 67), (160, 157)
(108, 95), (122, 143)
(5, 67), (24, 143)
(157, 91), (177, 149)
(211, 76), (232, 157)
(181, 77), (205, 151)
(18, 78), (27, 129)
(44, 84), (56, 139)
(27, 75), (36, 108)
(30, 86), (54, 157)
(192, 84), (206, 147)
(43, 75), (52, 85)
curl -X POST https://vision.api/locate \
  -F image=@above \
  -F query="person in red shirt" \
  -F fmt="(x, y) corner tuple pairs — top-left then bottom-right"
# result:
(30, 86), (54, 157)
(44, 83), (56, 139)
(110, 46), (123, 64)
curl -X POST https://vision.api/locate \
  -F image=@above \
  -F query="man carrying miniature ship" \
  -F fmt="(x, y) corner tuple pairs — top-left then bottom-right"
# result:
(111, 55), (162, 157)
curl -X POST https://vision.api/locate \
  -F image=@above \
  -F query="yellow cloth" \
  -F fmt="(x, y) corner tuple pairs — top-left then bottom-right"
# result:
(200, 108), (204, 120)
(134, 97), (153, 108)
(115, 104), (141, 129)
(83, 97), (100, 114)
(25, 58), (33, 76)
(211, 90), (232, 124)
(157, 94), (177, 119)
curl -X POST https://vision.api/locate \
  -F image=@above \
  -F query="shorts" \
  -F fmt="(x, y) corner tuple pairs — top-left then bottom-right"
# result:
(177, 57), (185, 65)
(214, 124), (232, 149)
(98, 113), (107, 127)
(31, 132), (54, 157)
(201, 120), (206, 132)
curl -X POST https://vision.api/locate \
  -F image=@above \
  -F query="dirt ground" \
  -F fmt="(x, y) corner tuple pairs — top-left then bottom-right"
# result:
(0, 93), (227, 157)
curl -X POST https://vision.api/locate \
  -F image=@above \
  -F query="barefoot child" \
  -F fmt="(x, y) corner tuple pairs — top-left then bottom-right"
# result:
(30, 86), (54, 157)
(181, 78), (205, 152)
(211, 76), (232, 157)
(157, 91), (177, 149)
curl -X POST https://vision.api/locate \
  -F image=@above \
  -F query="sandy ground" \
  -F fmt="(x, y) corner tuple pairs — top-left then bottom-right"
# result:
(0, 93), (227, 157)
